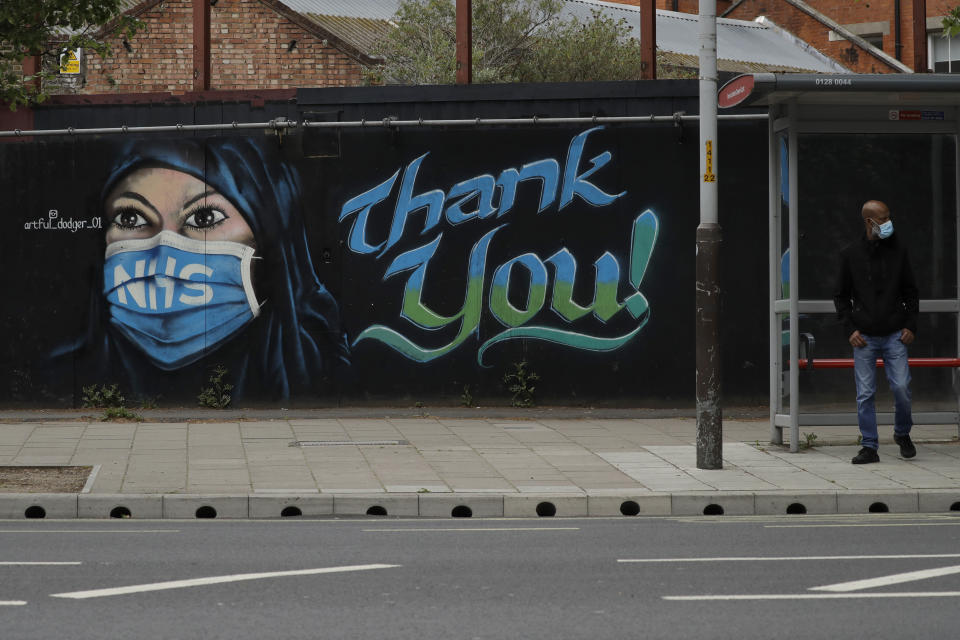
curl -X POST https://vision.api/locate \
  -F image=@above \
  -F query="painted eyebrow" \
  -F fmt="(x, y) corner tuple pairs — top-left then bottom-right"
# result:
(182, 190), (218, 211)
(112, 191), (160, 217)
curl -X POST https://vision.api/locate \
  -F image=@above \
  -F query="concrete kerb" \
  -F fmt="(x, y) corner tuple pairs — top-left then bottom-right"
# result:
(917, 489), (960, 513)
(78, 494), (163, 519)
(0, 494), (78, 519)
(333, 494), (419, 517)
(162, 495), (249, 519)
(671, 492), (756, 516)
(503, 494), (588, 518)
(754, 491), (839, 516)
(249, 494), (333, 518)
(836, 490), (920, 514)
(588, 494), (672, 517)
(0, 490), (959, 519)
(418, 494), (504, 518)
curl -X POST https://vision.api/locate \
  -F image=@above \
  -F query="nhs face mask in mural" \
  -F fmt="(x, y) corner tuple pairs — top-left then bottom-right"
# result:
(871, 219), (894, 239)
(103, 230), (260, 370)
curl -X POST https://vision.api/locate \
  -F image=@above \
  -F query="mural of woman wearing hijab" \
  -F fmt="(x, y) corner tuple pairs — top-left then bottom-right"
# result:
(57, 137), (349, 403)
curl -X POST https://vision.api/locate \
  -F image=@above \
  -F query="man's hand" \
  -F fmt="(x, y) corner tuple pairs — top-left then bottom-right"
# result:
(849, 330), (867, 348)
(900, 328), (915, 345)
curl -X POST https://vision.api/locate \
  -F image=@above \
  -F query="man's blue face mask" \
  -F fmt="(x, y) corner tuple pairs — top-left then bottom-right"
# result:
(870, 218), (894, 240)
(103, 231), (260, 370)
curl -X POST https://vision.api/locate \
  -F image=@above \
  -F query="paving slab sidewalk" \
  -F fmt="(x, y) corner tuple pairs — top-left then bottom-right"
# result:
(0, 411), (958, 518)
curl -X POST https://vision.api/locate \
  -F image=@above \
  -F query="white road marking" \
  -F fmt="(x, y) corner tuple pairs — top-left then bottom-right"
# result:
(0, 530), (179, 534)
(766, 523), (960, 529)
(619, 554), (960, 563)
(50, 564), (400, 599)
(664, 592), (960, 601)
(363, 527), (580, 532)
(0, 562), (81, 566)
(811, 564), (960, 592)
(0, 601), (27, 606)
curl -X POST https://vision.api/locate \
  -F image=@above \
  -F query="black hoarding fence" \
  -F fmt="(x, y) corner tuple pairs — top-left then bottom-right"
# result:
(0, 83), (772, 409)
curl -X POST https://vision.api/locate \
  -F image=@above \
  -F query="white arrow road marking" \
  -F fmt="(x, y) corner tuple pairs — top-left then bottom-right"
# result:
(810, 564), (960, 592)
(664, 592), (960, 601)
(619, 554), (960, 563)
(50, 564), (400, 600)
(0, 601), (27, 606)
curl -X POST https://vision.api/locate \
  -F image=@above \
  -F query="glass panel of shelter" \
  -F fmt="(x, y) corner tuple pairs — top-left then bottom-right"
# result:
(772, 105), (960, 448)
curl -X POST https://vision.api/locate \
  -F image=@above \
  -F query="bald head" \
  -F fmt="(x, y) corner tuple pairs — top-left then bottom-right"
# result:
(862, 200), (892, 240)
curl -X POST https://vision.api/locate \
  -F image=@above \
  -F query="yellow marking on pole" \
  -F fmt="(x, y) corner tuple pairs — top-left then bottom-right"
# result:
(703, 140), (716, 182)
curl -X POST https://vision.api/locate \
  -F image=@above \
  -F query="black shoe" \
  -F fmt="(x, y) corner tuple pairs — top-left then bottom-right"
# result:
(894, 434), (917, 459)
(852, 447), (879, 464)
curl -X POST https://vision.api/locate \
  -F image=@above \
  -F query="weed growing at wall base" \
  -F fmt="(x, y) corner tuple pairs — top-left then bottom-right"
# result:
(198, 366), (233, 409)
(504, 360), (540, 407)
(81, 383), (125, 408)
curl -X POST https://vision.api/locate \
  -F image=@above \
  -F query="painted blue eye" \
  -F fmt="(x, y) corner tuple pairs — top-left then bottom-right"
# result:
(185, 208), (227, 229)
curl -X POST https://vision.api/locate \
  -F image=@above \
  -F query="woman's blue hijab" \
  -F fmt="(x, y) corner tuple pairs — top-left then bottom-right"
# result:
(70, 136), (349, 402)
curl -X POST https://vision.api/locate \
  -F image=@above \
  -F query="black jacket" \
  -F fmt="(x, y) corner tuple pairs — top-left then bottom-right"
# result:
(833, 233), (919, 338)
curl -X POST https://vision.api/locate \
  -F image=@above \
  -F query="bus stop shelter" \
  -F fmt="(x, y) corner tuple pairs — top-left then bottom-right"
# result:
(720, 73), (960, 452)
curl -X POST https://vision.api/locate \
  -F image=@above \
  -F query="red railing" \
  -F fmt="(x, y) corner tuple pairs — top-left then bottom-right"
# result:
(798, 358), (960, 370)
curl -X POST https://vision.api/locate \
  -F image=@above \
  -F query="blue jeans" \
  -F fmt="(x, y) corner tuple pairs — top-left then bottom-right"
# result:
(853, 331), (913, 450)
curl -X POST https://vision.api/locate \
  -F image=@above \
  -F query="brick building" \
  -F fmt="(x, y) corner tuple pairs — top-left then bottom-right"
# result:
(44, 0), (385, 95)
(648, 0), (960, 73)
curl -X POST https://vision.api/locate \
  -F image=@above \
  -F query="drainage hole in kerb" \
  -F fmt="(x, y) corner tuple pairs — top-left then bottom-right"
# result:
(536, 502), (557, 517)
(620, 501), (641, 516)
(786, 503), (807, 515)
(281, 506), (302, 518)
(951, 501), (960, 512)
(110, 506), (132, 519)
(451, 505), (473, 518)
(195, 505), (218, 519)
(868, 502), (889, 513)
(24, 505), (46, 519)
(366, 505), (388, 516)
(702, 504), (724, 516)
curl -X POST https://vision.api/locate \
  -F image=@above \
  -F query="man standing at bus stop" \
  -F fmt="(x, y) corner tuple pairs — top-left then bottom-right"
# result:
(834, 200), (919, 464)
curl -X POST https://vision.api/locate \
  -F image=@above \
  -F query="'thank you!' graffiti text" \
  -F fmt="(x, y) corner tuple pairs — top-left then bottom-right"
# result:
(338, 127), (659, 364)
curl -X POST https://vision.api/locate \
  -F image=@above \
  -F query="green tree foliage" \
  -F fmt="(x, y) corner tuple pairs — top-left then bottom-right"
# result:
(943, 7), (960, 38)
(367, 0), (679, 85)
(1, 0), (141, 109)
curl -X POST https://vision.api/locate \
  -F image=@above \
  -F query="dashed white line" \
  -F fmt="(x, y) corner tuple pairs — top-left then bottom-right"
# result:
(50, 564), (400, 599)
(0, 601), (27, 606)
(664, 592), (960, 601)
(811, 565), (960, 592)
(0, 530), (179, 534)
(0, 562), (81, 566)
(766, 523), (960, 529)
(363, 528), (580, 532)
(619, 554), (960, 563)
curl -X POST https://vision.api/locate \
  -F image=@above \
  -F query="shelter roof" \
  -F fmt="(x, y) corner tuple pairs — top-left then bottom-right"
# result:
(720, 73), (960, 108)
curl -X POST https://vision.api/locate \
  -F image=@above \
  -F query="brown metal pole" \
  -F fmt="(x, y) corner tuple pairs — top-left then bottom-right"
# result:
(912, 0), (928, 72)
(193, 0), (211, 91)
(456, 0), (472, 84)
(640, 0), (657, 80)
(21, 55), (42, 93)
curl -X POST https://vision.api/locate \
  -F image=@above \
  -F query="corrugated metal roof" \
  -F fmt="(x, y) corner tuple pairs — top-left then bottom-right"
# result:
(301, 13), (394, 55)
(565, 1), (847, 73)
(283, 0), (847, 73)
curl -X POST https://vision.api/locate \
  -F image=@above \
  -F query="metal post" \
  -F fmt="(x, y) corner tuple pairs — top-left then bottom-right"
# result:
(912, 0), (928, 72)
(193, 0), (211, 91)
(456, 0), (472, 85)
(788, 101), (800, 453)
(769, 106), (780, 444)
(955, 109), (960, 439)
(640, 0), (657, 80)
(696, 0), (722, 469)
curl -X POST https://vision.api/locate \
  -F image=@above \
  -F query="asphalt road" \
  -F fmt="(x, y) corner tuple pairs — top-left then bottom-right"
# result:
(2, 514), (960, 639)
